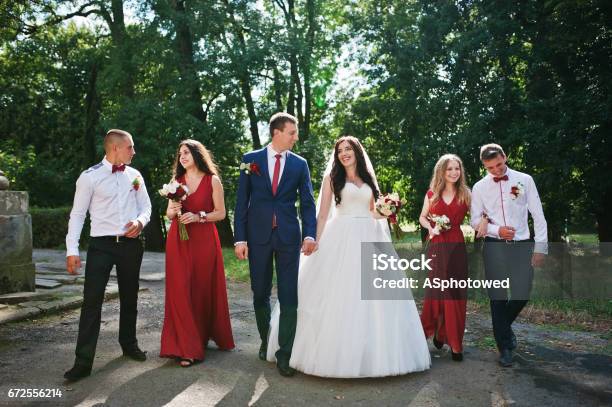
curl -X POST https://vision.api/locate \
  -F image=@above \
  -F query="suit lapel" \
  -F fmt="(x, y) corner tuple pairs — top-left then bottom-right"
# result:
(258, 147), (273, 194)
(277, 151), (293, 194)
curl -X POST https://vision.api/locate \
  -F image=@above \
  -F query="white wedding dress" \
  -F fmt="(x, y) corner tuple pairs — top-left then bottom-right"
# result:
(267, 183), (431, 377)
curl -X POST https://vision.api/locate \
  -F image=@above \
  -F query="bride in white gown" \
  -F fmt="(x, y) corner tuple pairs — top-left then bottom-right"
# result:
(267, 135), (431, 378)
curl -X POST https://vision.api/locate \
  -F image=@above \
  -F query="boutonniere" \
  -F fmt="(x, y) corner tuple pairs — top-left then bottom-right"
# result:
(240, 162), (261, 176)
(510, 182), (525, 200)
(132, 176), (141, 191)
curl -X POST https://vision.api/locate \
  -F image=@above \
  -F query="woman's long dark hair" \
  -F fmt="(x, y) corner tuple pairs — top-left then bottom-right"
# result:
(172, 139), (219, 180)
(330, 135), (379, 206)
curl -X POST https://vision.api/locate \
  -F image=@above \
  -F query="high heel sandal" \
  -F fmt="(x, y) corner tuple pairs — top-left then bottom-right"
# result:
(179, 359), (197, 367)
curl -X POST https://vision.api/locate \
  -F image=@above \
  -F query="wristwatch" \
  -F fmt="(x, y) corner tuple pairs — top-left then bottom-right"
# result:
(198, 211), (207, 222)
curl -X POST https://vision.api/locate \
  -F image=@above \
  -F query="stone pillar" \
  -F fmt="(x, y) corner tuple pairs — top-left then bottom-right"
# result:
(0, 186), (36, 294)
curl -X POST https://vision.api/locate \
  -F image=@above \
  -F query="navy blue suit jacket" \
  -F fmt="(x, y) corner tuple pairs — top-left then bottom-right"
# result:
(234, 147), (317, 245)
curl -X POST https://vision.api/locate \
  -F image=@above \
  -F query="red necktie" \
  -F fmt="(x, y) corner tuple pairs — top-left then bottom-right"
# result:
(112, 164), (126, 173)
(272, 154), (281, 195)
(493, 175), (508, 183)
(272, 154), (281, 228)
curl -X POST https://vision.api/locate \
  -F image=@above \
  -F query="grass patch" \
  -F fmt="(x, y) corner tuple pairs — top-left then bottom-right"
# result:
(477, 336), (497, 350)
(567, 233), (599, 244)
(222, 247), (250, 282)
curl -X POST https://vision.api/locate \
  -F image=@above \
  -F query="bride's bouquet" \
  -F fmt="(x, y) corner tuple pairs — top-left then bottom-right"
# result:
(159, 180), (190, 240)
(376, 192), (406, 239)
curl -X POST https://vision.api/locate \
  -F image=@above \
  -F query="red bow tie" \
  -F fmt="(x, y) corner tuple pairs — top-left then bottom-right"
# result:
(112, 164), (126, 173)
(493, 175), (508, 183)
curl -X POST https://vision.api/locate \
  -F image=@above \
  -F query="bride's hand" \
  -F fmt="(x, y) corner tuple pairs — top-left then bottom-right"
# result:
(302, 239), (317, 256)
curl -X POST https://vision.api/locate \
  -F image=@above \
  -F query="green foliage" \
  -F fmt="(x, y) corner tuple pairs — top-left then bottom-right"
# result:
(343, 0), (611, 241)
(30, 207), (90, 249)
(1, 0), (610, 246)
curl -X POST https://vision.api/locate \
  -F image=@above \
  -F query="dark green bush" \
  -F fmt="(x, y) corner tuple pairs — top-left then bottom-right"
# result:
(30, 207), (90, 249)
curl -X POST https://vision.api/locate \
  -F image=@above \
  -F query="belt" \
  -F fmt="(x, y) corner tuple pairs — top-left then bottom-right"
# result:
(484, 237), (532, 244)
(92, 235), (138, 243)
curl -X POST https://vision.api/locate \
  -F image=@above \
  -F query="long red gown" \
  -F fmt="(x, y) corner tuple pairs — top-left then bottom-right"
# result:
(160, 174), (235, 361)
(420, 189), (468, 353)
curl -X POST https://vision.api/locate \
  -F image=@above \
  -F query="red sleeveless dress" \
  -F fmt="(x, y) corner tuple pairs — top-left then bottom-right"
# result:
(160, 174), (235, 361)
(420, 190), (468, 353)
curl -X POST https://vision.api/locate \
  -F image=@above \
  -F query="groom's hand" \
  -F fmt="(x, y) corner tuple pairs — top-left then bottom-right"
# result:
(302, 239), (317, 256)
(66, 256), (82, 275)
(235, 243), (248, 260)
(124, 220), (143, 238)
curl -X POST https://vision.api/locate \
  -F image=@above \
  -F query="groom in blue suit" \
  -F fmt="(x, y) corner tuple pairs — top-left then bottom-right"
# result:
(234, 112), (317, 377)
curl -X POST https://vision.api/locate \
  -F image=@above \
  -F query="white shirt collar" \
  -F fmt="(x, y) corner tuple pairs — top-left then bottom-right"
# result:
(267, 145), (287, 159)
(102, 157), (113, 171)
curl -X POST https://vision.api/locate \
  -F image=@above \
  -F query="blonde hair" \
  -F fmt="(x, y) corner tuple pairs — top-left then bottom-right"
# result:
(428, 154), (471, 206)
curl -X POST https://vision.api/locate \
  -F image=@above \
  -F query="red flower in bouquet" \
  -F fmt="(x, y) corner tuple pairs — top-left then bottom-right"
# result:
(159, 181), (190, 240)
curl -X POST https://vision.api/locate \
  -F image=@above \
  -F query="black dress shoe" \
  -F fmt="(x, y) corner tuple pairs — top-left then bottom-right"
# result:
(122, 346), (147, 361)
(451, 352), (463, 362)
(510, 329), (517, 350)
(433, 336), (444, 350)
(258, 341), (268, 361)
(64, 365), (91, 382)
(277, 359), (296, 377)
(499, 349), (513, 367)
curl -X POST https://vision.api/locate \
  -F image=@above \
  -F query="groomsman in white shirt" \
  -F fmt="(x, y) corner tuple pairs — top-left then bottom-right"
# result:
(64, 129), (152, 382)
(471, 143), (547, 367)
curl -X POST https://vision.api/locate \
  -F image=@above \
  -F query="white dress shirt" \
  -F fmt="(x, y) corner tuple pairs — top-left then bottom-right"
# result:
(471, 167), (548, 254)
(66, 157), (152, 257)
(267, 145), (287, 184)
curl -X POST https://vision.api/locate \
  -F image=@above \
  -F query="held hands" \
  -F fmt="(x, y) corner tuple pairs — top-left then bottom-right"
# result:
(498, 226), (516, 240)
(124, 220), (143, 238)
(66, 255), (81, 275)
(234, 243), (248, 260)
(302, 239), (318, 256)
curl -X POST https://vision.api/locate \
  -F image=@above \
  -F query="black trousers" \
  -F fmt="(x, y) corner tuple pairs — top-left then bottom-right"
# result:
(74, 237), (144, 368)
(483, 238), (534, 351)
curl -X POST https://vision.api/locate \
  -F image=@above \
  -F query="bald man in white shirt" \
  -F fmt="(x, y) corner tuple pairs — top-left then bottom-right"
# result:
(471, 143), (547, 368)
(64, 129), (152, 382)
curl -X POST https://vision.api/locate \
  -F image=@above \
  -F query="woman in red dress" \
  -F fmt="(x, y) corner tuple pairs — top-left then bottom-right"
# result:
(419, 154), (471, 361)
(160, 139), (235, 367)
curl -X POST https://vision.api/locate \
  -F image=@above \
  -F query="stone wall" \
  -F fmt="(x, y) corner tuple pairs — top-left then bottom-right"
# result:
(0, 191), (35, 294)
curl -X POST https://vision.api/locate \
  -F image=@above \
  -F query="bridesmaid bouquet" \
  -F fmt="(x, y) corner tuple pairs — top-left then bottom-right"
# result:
(427, 214), (451, 237)
(159, 180), (190, 240)
(423, 214), (451, 252)
(376, 192), (406, 239)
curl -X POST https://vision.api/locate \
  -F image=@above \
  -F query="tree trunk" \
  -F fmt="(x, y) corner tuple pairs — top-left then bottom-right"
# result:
(170, 0), (207, 122)
(169, 0), (235, 246)
(83, 61), (100, 168)
(302, 0), (315, 140)
(222, 0), (261, 149)
(595, 194), (612, 256)
(273, 66), (284, 111)
(109, 0), (135, 99)
(240, 73), (261, 149)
